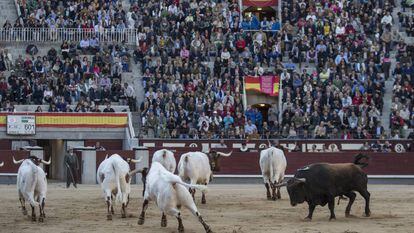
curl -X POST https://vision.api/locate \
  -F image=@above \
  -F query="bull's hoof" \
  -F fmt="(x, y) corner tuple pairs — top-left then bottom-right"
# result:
(107, 214), (112, 220)
(266, 196), (272, 200)
(201, 199), (206, 205)
(31, 216), (37, 222)
(121, 214), (126, 218)
(161, 219), (167, 227)
(272, 196), (277, 201)
(303, 217), (312, 222)
(22, 209), (28, 216)
(365, 212), (371, 217)
(329, 217), (336, 221)
(138, 218), (145, 225)
(346, 213), (356, 218)
(178, 226), (185, 233)
(38, 216), (44, 222)
(277, 194), (281, 199)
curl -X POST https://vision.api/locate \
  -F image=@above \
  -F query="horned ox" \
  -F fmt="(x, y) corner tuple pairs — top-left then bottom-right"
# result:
(138, 162), (213, 233)
(178, 150), (232, 204)
(152, 149), (176, 173)
(14, 156), (51, 222)
(277, 154), (371, 220)
(97, 154), (146, 220)
(259, 146), (287, 200)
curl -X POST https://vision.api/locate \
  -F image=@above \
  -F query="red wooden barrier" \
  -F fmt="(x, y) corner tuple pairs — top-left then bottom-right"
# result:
(146, 148), (414, 175)
(0, 150), (31, 173)
(0, 140), (12, 150)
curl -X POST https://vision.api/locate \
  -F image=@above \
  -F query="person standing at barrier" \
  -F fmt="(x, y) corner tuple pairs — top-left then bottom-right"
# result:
(124, 83), (136, 111)
(64, 148), (79, 188)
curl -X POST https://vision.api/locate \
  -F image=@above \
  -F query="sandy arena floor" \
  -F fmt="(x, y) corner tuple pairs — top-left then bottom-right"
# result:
(0, 184), (413, 233)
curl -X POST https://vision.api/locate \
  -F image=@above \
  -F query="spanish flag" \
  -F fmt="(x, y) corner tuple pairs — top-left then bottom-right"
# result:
(244, 76), (280, 96)
(245, 77), (261, 91)
(271, 76), (280, 96)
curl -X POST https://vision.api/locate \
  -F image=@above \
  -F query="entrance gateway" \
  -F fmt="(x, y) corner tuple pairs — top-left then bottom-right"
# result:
(0, 111), (139, 183)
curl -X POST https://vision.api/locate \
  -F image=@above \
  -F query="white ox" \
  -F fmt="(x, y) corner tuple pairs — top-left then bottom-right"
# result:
(97, 154), (145, 220)
(259, 147), (287, 200)
(13, 156), (50, 222)
(152, 149), (176, 173)
(178, 150), (232, 204)
(137, 162), (213, 233)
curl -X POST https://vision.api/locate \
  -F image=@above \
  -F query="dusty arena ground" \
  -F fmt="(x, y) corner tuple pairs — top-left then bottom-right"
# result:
(0, 184), (413, 233)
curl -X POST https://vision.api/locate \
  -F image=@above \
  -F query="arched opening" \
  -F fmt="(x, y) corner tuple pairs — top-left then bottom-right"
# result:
(243, 6), (277, 21)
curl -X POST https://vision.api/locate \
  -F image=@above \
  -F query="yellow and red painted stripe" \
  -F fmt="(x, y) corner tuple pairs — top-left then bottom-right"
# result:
(245, 77), (261, 91)
(0, 113), (128, 128)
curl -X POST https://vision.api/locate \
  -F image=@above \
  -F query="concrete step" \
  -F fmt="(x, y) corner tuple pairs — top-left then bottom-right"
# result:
(0, 0), (18, 26)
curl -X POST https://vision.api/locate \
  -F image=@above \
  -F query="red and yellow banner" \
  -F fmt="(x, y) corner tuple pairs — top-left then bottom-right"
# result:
(0, 113), (128, 128)
(242, 0), (278, 7)
(245, 76), (280, 96)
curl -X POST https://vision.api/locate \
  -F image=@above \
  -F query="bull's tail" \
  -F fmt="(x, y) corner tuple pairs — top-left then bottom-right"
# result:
(159, 171), (208, 193)
(27, 163), (40, 207)
(269, 149), (275, 183)
(354, 153), (370, 168)
(112, 163), (122, 203)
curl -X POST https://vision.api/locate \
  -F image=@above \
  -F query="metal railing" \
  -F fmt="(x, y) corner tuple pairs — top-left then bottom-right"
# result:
(0, 28), (138, 45)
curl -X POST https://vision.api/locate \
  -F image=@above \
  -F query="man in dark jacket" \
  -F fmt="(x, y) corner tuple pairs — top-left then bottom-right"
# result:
(64, 148), (79, 188)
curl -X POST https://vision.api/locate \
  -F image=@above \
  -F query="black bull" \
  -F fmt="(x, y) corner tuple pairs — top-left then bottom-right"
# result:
(277, 154), (371, 220)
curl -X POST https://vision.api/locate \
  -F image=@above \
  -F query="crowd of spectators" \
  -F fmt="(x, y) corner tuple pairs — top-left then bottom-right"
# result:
(398, 12), (414, 37)
(0, 40), (136, 112)
(1, 0), (412, 140)
(275, 0), (404, 140)
(390, 10), (414, 138)
(15, 0), (132, 30)
(136, 0), (407, 140)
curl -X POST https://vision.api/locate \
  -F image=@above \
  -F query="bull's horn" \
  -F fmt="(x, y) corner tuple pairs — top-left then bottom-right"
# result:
(296, 178), (306, 183)
(216, 151), (233, 157)
(41, 158), (51, 165)
(105, 154), (109, 160)
(130, 157), (142, 163)
(275, 182), (288, 188)
(13, 157), (24, 164)
(0, 161), (4, 167)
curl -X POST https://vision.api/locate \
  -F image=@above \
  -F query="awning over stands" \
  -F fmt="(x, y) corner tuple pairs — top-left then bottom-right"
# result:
(242, 0), (278, 7)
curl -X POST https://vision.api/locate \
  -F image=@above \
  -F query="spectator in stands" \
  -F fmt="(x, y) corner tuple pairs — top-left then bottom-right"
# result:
(382, 141), (392, 152)
(103, 103), (115, 113)
(35, 106), (42, 112)
(124, 83), (136, 112)
(95, 142), (106, 151)
(213, 139), (228, 149)
(244, 120), (257, 137)
(360, 142), (371, 151)
(371, 140), (382, 152)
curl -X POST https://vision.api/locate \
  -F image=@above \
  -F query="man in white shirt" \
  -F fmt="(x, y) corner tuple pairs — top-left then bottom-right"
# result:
(381, 11), (393, 26)
(124, 83), (136, 111)
(79, 38), (90, 53)
(244, 120), (257, 136)
(89, 37), (100, 53)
